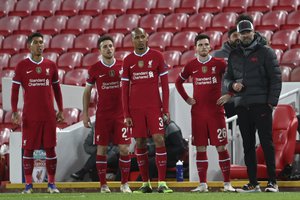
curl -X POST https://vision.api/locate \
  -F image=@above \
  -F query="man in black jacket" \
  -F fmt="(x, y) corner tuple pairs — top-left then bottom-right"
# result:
(224, 20), (282, 193)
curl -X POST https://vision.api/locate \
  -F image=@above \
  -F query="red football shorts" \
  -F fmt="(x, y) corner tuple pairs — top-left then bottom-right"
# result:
(22, 120), (57, 150)
(130, 108), (165, 138)
(191, 112), (228, 146)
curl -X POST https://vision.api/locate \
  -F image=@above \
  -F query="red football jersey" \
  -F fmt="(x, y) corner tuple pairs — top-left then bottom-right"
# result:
(121, 48), (168, 110)
(12, 57), (60, 121)
(86, 59), (123, 116)
(180, 55), (226, 113)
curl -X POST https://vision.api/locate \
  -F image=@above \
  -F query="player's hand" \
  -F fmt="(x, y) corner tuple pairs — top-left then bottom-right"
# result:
(124, 117), (133, 127)
(216, 94), (232, 106)
(232, 82), (244, 92)
(56, 111), (64, 122)
(186, 97), (196, 105)
(163, 112), (170, 125)
(82, 114), (91, 128)
(11, 112), (20, 125)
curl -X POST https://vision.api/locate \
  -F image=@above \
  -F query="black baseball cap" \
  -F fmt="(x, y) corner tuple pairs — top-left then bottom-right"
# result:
(237, 20), (254, 33)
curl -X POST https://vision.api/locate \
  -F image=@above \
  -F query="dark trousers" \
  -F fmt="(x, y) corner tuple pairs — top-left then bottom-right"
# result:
(236, 104), (276, 184)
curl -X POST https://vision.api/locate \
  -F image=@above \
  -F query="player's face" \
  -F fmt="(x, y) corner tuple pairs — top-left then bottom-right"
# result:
(99, 40), (115, 59)
(132, 30), (148, 52)
(195, 38), (211, 57)
(29, 37), (44, 57)
(229, 32), (240, 48)
(240, 30), (255, 46)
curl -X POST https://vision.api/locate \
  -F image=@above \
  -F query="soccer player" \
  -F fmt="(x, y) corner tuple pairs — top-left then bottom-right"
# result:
(175, 34), (235, 192)
(121, 27), (172, 193)
(11, 32), (63, 194)
(82, 36), (132, 193)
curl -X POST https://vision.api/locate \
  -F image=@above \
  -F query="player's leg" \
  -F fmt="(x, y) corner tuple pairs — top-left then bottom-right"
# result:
(22, 149), (34, 194)
(44, 147), (59, 193)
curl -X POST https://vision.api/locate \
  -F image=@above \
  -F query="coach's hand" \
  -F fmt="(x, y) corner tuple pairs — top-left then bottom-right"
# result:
(124, 117), (133, 127)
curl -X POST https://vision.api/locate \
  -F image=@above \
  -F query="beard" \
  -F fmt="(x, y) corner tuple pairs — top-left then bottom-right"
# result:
(229, 40), (240, 48)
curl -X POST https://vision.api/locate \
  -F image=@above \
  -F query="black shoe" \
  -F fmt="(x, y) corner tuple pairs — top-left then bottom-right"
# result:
(71, 169), (86, 180)
(236, 183), (261, 193)
(265, 182), (279, 192)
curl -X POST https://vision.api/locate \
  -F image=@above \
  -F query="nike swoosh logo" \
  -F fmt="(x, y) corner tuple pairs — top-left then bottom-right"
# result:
(26, 70), (33, 74)
(99, 74), (105, 78)
(130, 64), (135, 69)
(192, 70), (198, 74)
(159, 127), (164, 130)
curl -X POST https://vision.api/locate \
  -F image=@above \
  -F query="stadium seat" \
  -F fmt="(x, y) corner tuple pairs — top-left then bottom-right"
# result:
(9, 53), (30, 69)
(82, 52), (101, 68)
(139, 14), (165, 34)
(79, 0), (110, 16)
(150, 0), (181, 15)
(0, 128), (11, 145)
(281, 48), (300, 68)
(281, 11), (300, 30)
(0, 53), (11, 70)
(280, 66), (292, 82)
(274, 48), (284, 63)
(182, 13), (213, 33)
(0, 34), (27, 55)
(126, 0), (157, 15)
(102, 0), (133, 15)
(270, 30), (298, 51)
(14, 16), (45, 35)
(57, 52), (83, 70)
(231, 104), (298, 180)
(118, 33), (133, 51)
(247, 0), (278, 13)
(258, 30), (274, 44)
(0, 109), (22, 131)
(57, 68), (66, 83)
(106, 33), (124, 50)
(272, 0), (300, 13)
(223, 0), (253, 13)
(162, 51), (182, 68)
(40, 15), (68, 35)
(245, 11), (264, 27)
(109, 14), (140, 34)
(206, 12), (237, 33)
(290, 67), (300, 81)
(0, 16), (22, 37)
(199, 0), (229, 14)
(85, 15), (116, 35)
(55, 0), (85, 17)
(69, 33), (100, 55)
(8, 0), (39, 17)
(166, 31), (197, 52)
(0, 108), (4, 124)
(61, 15), (92, 36)
(168, 67), (183, 83)
(291, 34), (300, 49)
(180, 50), (196, 67)
(115, 51), (131, 61)
(148, 32), (173, 51)
(0, 35), (3, 47)
(157, 13), (188, 33)
(202, 31), (223, 50)
(0, 0), (16, 17)
(63, 68), (88, 86)
(175, 0), (204, 14)
(46, 34), (75, 54)
(32, 0), (62, 17)
(255, 10), (288, 32)
(43, 52), (59, 64)
(57, 107), (81, 129)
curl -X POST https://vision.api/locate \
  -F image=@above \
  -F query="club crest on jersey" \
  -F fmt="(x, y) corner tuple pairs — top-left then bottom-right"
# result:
(46, 68), (50, 75)
(109, 70), (115, 77)
(36, 67), (42, 74)
(212, 66), (216, 74)
(147, 60), (153, 68)
(138, 60), (144, 68)
(202, 66), (208, 74)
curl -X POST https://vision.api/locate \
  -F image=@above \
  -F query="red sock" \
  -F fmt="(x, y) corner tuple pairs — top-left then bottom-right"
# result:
(136, 148), (149, 182)
(45, 148), (57, 183)
(196, 152), (208, 183)
(155, 147), (167, 181)
(218, 150), (231, 182)
(23, 149), (34, 184)
(119, 155), (131, 184)
(96, 155), (107, 186)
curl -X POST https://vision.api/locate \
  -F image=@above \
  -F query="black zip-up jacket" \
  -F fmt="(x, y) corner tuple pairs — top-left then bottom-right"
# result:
(224, 34), (282, 107)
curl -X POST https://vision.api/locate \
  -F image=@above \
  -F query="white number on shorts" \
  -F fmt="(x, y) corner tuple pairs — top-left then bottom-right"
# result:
(122, 127), (128, 139)
(158, 117), (164, 128)
(217, 128), (227, 141)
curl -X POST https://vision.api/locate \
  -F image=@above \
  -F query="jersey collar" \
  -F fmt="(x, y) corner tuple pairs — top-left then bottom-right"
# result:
(134, 47), (150, 57)
(100, 57), (116, 68)
(29, 56), (44, 65)
(197, 54), (212, 64)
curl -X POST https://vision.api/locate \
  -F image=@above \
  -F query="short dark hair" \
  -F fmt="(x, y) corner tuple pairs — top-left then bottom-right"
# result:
(228, 27), (237, 37)
(27, 32), (43, 44)
(194, 34), (210, 45)
(97, 35), (114, 49)
(236, 14), (253, 25)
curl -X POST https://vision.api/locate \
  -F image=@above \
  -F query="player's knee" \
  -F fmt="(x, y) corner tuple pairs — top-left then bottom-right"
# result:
(216, 145), (226, 152)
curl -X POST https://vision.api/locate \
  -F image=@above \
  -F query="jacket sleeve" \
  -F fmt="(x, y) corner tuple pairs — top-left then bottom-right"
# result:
(223, 53), (235, 93)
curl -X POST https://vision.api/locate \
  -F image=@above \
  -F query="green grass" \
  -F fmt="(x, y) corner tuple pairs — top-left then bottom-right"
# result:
(1, 192), (300, 200)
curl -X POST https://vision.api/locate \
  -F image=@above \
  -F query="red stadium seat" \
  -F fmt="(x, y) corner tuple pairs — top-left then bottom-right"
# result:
(202, 31), (223, 50)
(0, 108), (4, 123)
(46, 34), (75, 54)
(106, 33), (124, 49)
(274, 49), (284, 63)
(231, 104), (298, 180)
(82, 52), (101, 68)
(69, 33), (100, 55)
(0, 109), (22, 131)
(109, 14), (140, 34)
(175, 0), (204, 14)
(139, 14), (165, 34)
(14, 16), (45, 35)
(258, 30), (274, 44)
(126, 0), (157, 15)
(182, 13), (213, 33)
(9, 53), (30, 69)
(9, 0), (39, 17)
(272, 0), (300, 13)
(0, 35), (3, 47)
(0, 0), (16, 17)
(63, 68), (88, 86)
(281, 11), (300, 30)
(0, 34), (27, 55)
(55, 0), (85, 17)
(281, 48), (300, 68)
(40, 15), (68, 35)
(79, 0), (110, 16)
(103, 0), (133, 15)
(255, 10), (288, 32)
(150, 0), (181, 15)
(247, 0), (278, 13)
(118, 33), (134, 51)
(270, 30), (298, 51)
(1, 69), (15, 79)
(168, 67), (183, 83)
(148, 32), (173, 51)
(43, 52), (59, 64)
(115, 51), (131, 61)
(0, 53), (11, 70)
(290, 67), (300, 81)
(57, 68), (66, 84)
(245, 11), (264, 27)
(180, 50), (196, 66)
(61, 15), (92, 36)
(0, 128), (11, 145)
(57, 52), (83, 70)
(206, 12), (237, 33)
(291, 34), (300, 49)
(280, 66), (292, 82)
(166, 31), (197, 52)
(32, 0), (62, 17)
(163, 51), (182, 68)
(85, 15), (116, 35)
(57, 108), (81, 129)
(157, 13), (188, 33)
(0, 16), (21, 37)
(199, 0), (229, 14)
(223, 0), (253, 13)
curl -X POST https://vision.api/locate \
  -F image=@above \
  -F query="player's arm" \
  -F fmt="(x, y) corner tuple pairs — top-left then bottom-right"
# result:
(121, 61), (133, 127)
(160, 72), (170, 124)
(11, 82), (21, 125)
(82, 84), (92, 128)
(175, 68), (196, 105)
